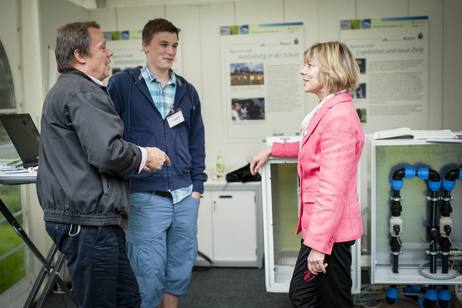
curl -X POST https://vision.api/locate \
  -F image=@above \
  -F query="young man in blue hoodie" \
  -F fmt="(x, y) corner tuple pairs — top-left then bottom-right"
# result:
(108, 18), (207, 308)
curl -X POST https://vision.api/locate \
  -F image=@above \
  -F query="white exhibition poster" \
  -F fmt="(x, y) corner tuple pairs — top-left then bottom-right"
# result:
(105, 30), (183, 81)
(340, 16), (429, 133)
(220, 22), (305, 140)
(47, 46), (58, 90)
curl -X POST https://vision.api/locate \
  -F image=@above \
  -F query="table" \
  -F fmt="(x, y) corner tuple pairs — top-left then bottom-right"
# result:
(0, 172), (76, 307)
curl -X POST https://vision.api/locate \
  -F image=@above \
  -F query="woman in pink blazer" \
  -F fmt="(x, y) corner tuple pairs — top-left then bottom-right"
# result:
(250, 41), (364, 307)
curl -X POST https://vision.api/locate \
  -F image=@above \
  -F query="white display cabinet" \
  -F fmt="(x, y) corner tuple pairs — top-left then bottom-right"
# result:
(371, 139), (462, 285)
(196, 181), (263, 268)
(261, 158), (361, 293)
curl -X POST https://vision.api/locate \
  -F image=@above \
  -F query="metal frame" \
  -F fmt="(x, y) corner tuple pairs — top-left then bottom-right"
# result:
(261, 158), (361, 293)
(0, 176), (76, 307)
(370, 138), (462, 284)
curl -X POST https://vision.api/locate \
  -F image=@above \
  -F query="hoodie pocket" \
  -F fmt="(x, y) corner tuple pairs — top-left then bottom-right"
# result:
(174, 128), (192, 173)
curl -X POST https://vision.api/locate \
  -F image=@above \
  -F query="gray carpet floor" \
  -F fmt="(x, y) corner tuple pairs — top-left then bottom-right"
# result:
(181, 267), (291, 308)
(42, 267), (435, 307)
(43, 267), (291, 308)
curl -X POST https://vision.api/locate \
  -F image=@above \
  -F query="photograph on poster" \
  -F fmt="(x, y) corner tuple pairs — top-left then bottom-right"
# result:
(103, 31), (112, 40)
(351, 20), (361, 30)
(356, 108), (367, 123)
(361, 19), (371, 29)
(221, 22), (304, 138)
(355, 83), (367, 99)
(230, 63), (264, 86)
(231, 97), (265, 121)
(340, 20), (352, 30)
(230, 25), (240, 35)
(356, 58), (366, 74)
(220, 26), (231, 36)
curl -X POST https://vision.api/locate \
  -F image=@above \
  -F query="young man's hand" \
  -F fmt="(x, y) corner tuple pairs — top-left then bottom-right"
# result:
(191, 192), (201, 199)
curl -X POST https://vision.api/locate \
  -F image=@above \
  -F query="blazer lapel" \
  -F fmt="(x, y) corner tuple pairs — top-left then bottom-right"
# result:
(301, 92), (352, 146)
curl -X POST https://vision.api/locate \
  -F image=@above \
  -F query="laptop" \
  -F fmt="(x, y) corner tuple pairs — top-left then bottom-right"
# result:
(0, 113), (40, 168)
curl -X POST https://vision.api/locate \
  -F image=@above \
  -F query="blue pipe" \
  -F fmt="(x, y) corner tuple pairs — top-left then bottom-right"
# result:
(389, 165), (441, 274)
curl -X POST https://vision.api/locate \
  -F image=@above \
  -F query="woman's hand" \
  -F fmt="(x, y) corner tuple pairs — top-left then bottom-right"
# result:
(307, 248), (328, 274)
(249, 147), (272, 175)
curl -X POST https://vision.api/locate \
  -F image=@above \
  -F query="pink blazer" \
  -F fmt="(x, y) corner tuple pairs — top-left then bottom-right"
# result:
(272, 92), (364, 255)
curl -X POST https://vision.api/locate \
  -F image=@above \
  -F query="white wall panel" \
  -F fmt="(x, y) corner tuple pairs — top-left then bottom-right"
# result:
(22, 0), (46, 269)
(317, 0), (356, 41)
(39, 0), (90, 95)
(285, 0), (318, 46)
(284, 0), (319, 114)
(235, 0), (284, 24)
(88, 8), (116, 29)
(198, 2), (237, 173)
(0, 2), (26, 306)
(0, 0), (21, 110)
(115, 5), (165, 30)
(442, 0), (462, 130)
(357, 0), (408, 18)
(410, 0), (443, 129)
(166, 5), (202, 94)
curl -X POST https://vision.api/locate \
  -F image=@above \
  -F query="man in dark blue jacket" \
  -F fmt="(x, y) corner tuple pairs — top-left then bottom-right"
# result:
(108, 18), (207, 308)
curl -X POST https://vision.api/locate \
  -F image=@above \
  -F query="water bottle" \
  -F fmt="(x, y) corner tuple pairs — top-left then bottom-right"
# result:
(216, 151), (225, 179)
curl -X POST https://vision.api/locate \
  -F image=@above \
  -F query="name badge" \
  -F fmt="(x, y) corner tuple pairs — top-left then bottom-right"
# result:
(166, 109), (185, 128)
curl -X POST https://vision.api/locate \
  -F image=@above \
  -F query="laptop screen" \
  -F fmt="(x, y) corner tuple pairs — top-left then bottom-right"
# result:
(0, 113), (39, 168)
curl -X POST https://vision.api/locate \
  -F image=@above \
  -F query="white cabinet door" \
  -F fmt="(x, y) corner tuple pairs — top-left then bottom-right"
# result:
(211, 191), (257, 263)
(197, 192), (213, 262)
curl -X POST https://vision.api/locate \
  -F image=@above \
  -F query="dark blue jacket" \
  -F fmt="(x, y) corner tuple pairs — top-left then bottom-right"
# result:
(108, 67), (207, 193)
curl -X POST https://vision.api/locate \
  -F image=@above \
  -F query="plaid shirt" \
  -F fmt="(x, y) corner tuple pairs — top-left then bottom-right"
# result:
(141, 65), (193, 203)
(141, 65), (177, 119)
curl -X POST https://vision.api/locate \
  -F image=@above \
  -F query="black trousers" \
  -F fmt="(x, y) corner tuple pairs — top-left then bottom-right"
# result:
(289, 239), (355, 308)
(45, 222), (141, 308)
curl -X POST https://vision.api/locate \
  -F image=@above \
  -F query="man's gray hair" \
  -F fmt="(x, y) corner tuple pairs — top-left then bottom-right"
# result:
(55, 21), (100, 73)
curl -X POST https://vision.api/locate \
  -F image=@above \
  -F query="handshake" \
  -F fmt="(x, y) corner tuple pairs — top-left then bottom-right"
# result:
(143, 147), (171, 172)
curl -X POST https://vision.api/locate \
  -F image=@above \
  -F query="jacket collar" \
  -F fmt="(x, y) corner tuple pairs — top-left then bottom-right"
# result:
(301, 91), (352, 146)
(129, 67), (187, 108)
(65, 69), (107, 91)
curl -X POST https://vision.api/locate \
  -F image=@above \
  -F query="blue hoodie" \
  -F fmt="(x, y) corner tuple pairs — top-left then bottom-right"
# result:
(108, 67), (207, 193)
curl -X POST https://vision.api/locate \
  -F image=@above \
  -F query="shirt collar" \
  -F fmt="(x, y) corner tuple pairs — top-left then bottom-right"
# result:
(318, 90), (347, 105)
(142, 65), (176, 86)
(299, 90), (348, 132)
(85, 73), (104, 86)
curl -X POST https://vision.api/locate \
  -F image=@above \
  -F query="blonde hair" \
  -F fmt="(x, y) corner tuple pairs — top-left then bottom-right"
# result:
(304, 41), (359, 93)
